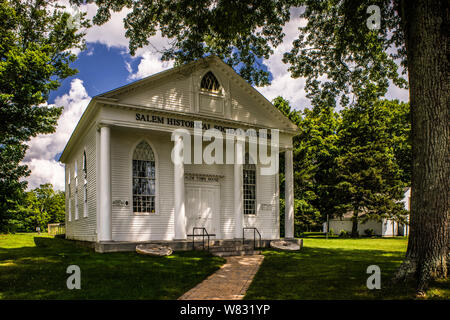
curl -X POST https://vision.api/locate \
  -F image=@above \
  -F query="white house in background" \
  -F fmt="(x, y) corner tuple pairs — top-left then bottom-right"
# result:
(59, 55), (299, 249)
(323, 187), (411, 237)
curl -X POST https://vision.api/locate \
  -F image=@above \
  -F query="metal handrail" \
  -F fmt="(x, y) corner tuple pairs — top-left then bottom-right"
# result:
(191, 227), (212, 251)
(242, 227), (262, 249)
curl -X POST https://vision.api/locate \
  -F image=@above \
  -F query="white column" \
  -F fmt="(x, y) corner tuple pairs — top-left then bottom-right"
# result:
(275, 170), (280, 239)
(99, 125), (112, 241)
(234, 138), (244, 238)
(285, 149), (294, 239)
(174, 135), (186, 239)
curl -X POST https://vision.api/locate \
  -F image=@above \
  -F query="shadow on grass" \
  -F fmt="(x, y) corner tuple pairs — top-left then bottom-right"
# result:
(244, 244), (449, 300)
(0, 236), (225, 300)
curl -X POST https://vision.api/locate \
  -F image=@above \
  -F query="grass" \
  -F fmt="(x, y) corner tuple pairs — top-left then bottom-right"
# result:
(0, 233), (225, 299)
(245, 233), (450, 300)
(2, 233), (448, 300)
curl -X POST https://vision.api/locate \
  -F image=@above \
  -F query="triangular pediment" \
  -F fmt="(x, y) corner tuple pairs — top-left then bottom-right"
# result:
(97, 56), (298, 133)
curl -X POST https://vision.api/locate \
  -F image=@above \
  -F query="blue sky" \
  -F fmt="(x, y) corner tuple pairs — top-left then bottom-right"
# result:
(49, 43), (139, 102)
(22, 3), (409, 191)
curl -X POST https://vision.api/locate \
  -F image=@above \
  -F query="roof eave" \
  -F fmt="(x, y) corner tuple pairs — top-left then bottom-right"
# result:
(59, 98), (99, 163)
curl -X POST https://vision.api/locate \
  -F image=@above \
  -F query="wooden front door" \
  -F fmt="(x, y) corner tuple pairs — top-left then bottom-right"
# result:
(185, 184), (220, 236)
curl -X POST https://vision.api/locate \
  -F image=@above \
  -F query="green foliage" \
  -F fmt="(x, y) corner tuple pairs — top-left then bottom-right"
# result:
(280, 198), (321, 237)
(364, 228), (375, 237)
(0, 0), (87, 230)
(275, 96), (410, 235)
(283, 1), (407, 109)
(338, 230), (351, 238)
(334, 98), (409, 236)
(79, 1), (408, 99)
(4, 184), (65, 233)
(75, 0), (294, 86)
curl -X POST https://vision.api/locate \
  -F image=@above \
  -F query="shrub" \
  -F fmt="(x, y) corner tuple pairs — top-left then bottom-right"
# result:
(364, 228), (375, 237)
(329, 228), (334, 236)
(339, 230), (351, 238)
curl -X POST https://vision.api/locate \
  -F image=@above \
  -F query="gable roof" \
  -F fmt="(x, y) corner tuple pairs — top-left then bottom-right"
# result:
(96, 55), (299, 131)
(59, 55), (299, 163)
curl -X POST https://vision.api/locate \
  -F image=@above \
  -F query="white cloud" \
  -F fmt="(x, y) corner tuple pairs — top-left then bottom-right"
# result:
(256, 13), (310, 110)
(25, 159), (66, 191)
(258, 73), (309, 109)
(72, 2), (174, 81)
(83, 4), (131, 49)
(127, 51), (174, 80)
(386, 82), (409, 102)
(23, 79), (91, 191)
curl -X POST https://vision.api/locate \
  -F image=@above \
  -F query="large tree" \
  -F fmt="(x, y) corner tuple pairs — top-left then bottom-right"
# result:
(0, 0), (87, 231)
(8, 183), (65, 232)
(274, 96), (341, 228)
(80, 0), (449, 291)
(284, 0), (448, 292)
(335, 96), (408, 237)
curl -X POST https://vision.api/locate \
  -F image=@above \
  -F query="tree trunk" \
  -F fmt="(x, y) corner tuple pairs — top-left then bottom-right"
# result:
(351, 211), (359, 237)
(395, 0), (449, 291)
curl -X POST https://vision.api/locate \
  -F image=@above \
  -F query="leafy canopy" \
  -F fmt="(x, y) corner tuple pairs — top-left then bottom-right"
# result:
(274, 95), (410, 235)
(5, 183), (65, 233)
(71, 0), (295, 86)
(0, 0), (87, 230)
(76, 0), (407, 98)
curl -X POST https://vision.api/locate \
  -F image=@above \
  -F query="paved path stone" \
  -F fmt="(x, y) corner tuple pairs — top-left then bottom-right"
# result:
(178, 255), (264, 300)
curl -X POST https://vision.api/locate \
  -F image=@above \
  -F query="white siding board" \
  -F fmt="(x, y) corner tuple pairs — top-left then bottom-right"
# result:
(118, 77), (191, 113)
(230, 83), (276, 128)
(110, 129), (175, 241)
(65, 126), (97, 241)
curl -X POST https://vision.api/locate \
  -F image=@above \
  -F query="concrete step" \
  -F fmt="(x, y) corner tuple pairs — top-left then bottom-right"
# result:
(191, 239), (258, 246)
(207, 245), (254, 252)
(193, 243), (256, 250)
(212, 250), (261, 257)
(193, 246), (255, 252)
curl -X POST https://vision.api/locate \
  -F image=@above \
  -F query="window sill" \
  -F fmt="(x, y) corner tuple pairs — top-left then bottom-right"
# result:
(133, 212), (158, 216)
(199, 90), (223, 98)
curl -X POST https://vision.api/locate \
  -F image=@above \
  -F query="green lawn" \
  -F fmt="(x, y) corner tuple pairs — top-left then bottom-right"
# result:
(0, 233), (225, 299)
(2, 233), (448, 300)
(245, 234), (450, 300)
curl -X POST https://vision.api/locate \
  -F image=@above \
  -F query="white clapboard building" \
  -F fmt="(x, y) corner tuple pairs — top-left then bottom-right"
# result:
(59, 56), (299, 251)
(323, 187), (411, 237)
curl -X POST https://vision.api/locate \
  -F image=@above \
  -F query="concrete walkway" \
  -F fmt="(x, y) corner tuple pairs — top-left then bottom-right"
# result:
(178, 255), (264, 300)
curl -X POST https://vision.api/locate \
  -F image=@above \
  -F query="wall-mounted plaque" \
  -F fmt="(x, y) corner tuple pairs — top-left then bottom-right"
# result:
(260, 204), (273, 211)
(112, 200), (129, 207)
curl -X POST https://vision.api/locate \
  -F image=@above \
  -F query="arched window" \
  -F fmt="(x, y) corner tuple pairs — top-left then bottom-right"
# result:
(200, 71), (221, 92)
(132, 141), (156, 213)
(82, 150), (87, 176)
(68, 167), (72, 222)
(74, 160), (78, 220)
(243, 153), (256, 215)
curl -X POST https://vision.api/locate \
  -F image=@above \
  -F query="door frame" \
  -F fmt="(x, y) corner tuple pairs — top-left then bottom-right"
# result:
(185, 181), (221, 239)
